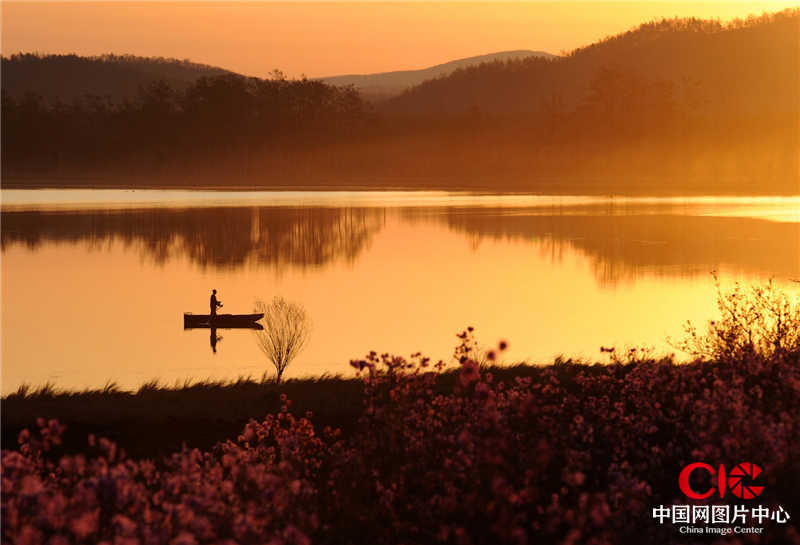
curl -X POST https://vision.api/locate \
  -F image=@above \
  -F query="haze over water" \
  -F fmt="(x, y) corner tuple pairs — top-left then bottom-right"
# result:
(2, 190), (798, 395)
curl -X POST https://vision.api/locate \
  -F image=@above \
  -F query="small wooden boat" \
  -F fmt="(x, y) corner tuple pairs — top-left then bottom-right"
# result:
(183, 312), (264, 329)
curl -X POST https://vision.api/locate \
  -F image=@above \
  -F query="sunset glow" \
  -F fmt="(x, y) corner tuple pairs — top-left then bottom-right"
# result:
(3, 1), (800, 543)
(3, 2), (798, 77)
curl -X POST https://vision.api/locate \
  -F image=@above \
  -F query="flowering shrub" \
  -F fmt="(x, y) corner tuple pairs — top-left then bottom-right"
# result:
(4, 291), (800, 544)
(674, 276), (800, 361)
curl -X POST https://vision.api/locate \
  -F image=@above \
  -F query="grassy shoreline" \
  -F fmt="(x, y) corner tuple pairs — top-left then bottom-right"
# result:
(2, 373), (362, 459)
(1, 362), (596, 459)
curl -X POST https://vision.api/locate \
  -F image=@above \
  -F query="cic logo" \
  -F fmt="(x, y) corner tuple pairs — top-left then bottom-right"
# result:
(679, 462), (764, 500)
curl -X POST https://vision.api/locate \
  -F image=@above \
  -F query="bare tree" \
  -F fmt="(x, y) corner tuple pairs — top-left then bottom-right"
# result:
(253, 297), (310, 384)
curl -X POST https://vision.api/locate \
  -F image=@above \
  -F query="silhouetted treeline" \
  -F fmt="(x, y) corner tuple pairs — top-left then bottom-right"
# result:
(3, 10), (798, 193)
(2, 72), (366, 178)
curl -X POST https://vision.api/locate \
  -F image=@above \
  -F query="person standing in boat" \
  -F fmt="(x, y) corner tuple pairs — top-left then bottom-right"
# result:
(210, 289), (223, 317)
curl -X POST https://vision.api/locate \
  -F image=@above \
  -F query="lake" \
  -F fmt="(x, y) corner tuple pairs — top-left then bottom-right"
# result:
(2, 189), (798, 394)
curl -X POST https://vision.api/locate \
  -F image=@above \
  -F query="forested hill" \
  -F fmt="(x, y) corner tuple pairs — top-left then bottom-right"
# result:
(320, 50), (555, 99)
(385, 10), (799, 118)
(1, 54), (235, 103)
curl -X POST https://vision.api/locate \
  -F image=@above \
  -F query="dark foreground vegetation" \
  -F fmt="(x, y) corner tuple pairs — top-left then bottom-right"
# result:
(2, 282), (800, 544)
(3, 10), (798, 193)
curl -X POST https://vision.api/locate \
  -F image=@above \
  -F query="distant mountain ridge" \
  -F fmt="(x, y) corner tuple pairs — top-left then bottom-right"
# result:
(320, 50), (556, 99)
(1, 53), (235, 103)
(2, 50), (557, 104)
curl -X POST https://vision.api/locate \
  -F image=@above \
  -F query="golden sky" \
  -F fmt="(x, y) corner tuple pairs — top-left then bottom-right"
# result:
(2, 2), (798, 77)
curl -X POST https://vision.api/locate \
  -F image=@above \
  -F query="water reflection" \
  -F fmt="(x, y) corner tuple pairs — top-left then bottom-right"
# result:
(183, 314), (264, 354)
(409, 207), (800, 286)
(210, 329), (221, 354)
(1, 207), (385, 270)
(3, 204), (799, 284)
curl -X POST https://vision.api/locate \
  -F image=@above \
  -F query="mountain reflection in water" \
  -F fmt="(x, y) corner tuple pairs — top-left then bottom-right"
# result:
(2, 204), (799, 284)
(405, 207), (800, 286)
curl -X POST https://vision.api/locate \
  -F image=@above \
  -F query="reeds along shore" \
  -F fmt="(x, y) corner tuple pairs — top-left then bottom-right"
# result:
(2, 363), (606, 459)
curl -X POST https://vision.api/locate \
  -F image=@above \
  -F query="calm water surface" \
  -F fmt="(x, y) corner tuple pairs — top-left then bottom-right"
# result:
(2, 190), (798, 394)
